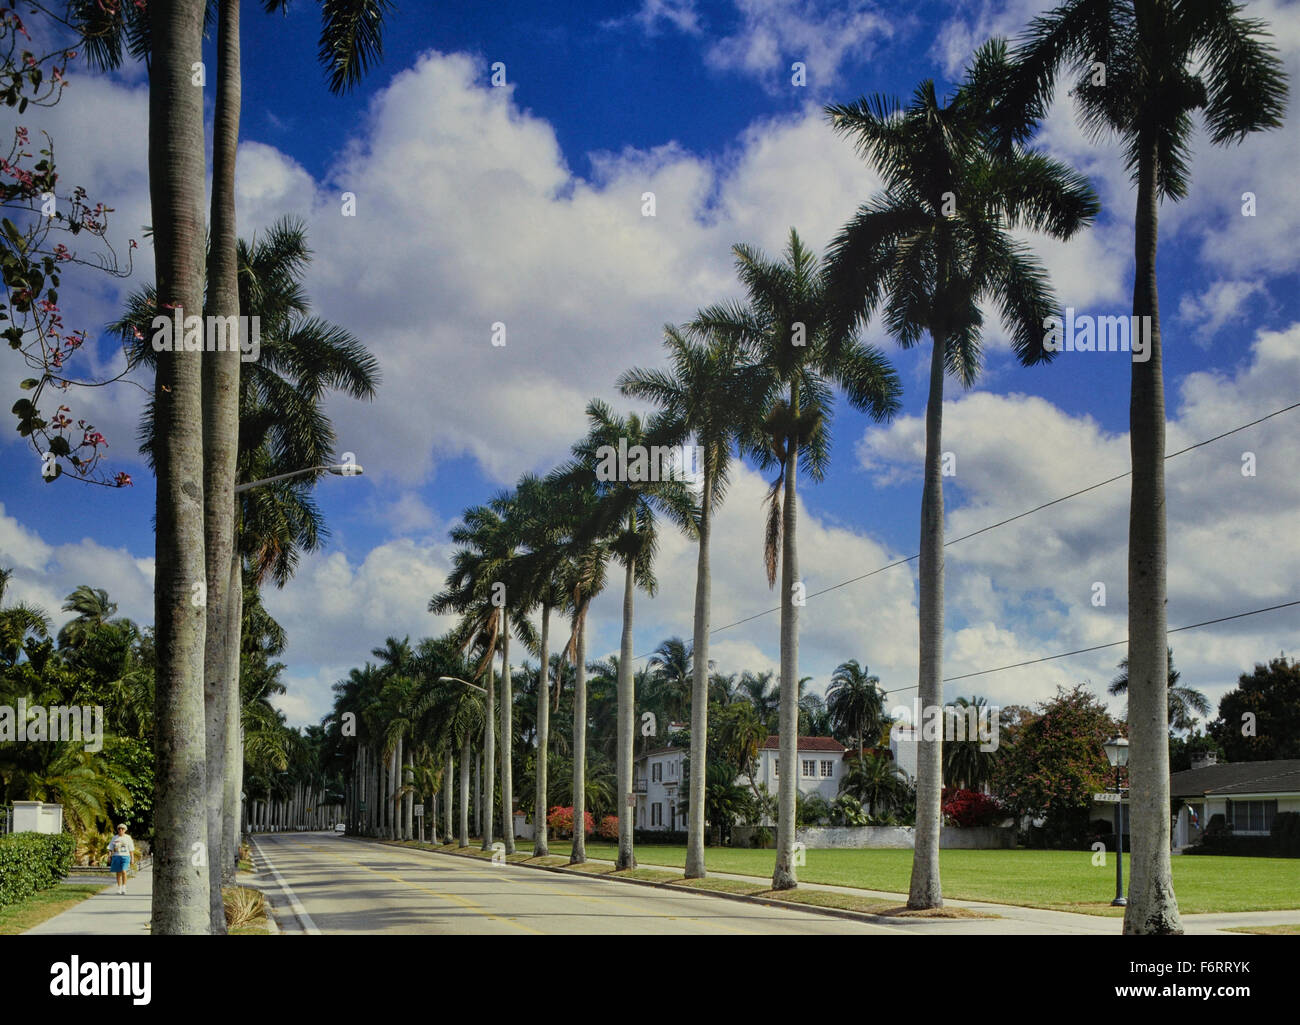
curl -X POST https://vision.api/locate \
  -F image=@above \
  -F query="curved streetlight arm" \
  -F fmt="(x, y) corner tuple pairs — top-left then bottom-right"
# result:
(438, 675), (487, 694)
(235, 463), (364, 494)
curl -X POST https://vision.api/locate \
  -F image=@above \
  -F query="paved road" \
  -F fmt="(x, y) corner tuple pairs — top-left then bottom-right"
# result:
(251, 832), (911, 935)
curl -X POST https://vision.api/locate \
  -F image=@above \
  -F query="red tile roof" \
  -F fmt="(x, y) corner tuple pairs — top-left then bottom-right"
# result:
(760, 735), (845, 753)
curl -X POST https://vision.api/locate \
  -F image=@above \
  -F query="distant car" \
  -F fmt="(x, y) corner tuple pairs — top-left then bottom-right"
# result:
(333, 822), (345, 834)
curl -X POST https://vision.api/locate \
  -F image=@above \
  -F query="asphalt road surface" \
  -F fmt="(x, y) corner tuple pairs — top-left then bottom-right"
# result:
(250, 832), (911, 935)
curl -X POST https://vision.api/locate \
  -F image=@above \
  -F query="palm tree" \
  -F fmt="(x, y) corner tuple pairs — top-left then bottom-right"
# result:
(827, 659), (886, 760)
(430, 505), (513, 851)
(55, 587), (118, 651)
(506, 473), (571, 858)
(943, 696), (997, 791)
(1109, 649), (1209, 735)
(145, 0), (212, 935)
(117, 217), (379, 889)
(548, 479), (610, 865)
(694, 229), (902, 889)
(0, 569), (50, 666)
(562, 401), (697, 870)
(823, 43), (1099, 908)
(739, 670), (779, 732)
(646, 637), (693, 726)
(996, 2), (1286, 936)
(839, 749), (907, 818)
(620, 325), (763, 876)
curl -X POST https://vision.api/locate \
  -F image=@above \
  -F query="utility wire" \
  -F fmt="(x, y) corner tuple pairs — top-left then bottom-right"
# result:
(630, 399), (1300, 664)
(923, 597), (1300, 688)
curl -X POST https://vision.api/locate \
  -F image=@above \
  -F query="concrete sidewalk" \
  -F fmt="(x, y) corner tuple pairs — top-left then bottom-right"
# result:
(25, 868), (152, 936)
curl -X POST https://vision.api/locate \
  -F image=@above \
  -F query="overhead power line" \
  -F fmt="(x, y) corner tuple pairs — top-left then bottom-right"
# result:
(630, 398), (1300, 663)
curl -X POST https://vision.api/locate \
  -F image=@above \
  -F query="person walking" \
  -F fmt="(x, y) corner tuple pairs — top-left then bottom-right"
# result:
(107, 823), (136, 894)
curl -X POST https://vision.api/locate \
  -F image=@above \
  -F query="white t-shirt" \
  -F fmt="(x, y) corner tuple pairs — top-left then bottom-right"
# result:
(108, 835), (134, 860)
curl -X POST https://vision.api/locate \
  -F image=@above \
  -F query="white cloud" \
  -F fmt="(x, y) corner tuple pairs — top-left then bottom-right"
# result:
(703, 0), (896, 93)
(0, 503), (155, 634)
(1178, 280), (1268, 346)
(856, 322), (1300, 716)
(609, 0), (703, 35)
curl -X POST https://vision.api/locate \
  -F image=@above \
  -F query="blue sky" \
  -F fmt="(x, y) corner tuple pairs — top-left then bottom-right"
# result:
(3, 0), (1299, 729)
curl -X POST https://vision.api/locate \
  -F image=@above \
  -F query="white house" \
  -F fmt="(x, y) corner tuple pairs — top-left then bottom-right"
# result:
(633, 746), (688, 831)
(633, 735), (850, 831)
(1168, 754), (1300, 848)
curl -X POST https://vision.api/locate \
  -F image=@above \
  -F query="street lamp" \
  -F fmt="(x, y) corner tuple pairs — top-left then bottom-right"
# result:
(438, 675), (487, 695)
(234, 462), (364, 494)
(1103, 736), (1129, 907)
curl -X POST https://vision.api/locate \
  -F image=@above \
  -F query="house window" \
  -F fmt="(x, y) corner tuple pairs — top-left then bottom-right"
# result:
(651, 803), (662, 826)
(773, 758), (778, 777)
(820, 760), (834, 778)
(802, 759), (816, 778)
(1229, 799), (1277, 834)
(652, 762), (662, 782)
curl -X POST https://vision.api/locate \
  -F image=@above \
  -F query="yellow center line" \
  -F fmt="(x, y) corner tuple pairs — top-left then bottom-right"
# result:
(288, 843), (546, 935)
(306, 842), (767, 935)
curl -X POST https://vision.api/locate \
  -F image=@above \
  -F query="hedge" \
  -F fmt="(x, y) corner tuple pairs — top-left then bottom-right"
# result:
(1184, 811), (1300, 858)
(0, 832), (75, 907)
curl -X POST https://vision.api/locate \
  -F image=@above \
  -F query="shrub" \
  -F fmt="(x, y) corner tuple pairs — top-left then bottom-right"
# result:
(597, 815), (619, 840)
(0, 832), (75, 907)
(1270, 812), (1300, 857)
(546, 806), (593, 838)
(633, 829), (688, 845)
(942, 788), (1005, 828)
(223, 886), (266, 929)
(75, 831), (111, 867)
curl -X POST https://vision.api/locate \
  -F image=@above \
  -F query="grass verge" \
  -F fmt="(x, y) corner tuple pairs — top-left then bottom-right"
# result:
(0, 884), (105, 935)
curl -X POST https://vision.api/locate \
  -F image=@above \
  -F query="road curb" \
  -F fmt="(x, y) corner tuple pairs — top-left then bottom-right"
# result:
(342, 835), (939, 931)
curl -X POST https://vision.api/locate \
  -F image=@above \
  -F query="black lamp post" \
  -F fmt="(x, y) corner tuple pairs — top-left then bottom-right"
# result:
(1103, 736), (1129, 907)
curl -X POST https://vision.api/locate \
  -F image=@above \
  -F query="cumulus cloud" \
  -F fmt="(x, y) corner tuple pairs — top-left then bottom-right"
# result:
(855, 322), (1300, 715)
(0, 503), (154, 634)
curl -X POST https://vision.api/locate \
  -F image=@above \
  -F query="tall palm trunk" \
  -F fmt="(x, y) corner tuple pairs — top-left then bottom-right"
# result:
(535, 604), (551, 856)
(458, 735), (471, 847)
(444, 749), (454, 844)
(616, 530), (637, 870)
(908, 331), (947, 910)
(1125, 137), (1181, 935)
(202, 0), (242, 935)
(772, 384), (801, 890)
(475, 751), (482, 838)
(149, 0), (213, 935)
(482, 661), (495, 849)
(570, 625), (588, 864)
(500, 619), (515, 854)
(222, 550), (242, 881)
(685, 459), (714, 879)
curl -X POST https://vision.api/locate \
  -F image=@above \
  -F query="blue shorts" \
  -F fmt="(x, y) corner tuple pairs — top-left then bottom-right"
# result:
(109, 855), (130, 873)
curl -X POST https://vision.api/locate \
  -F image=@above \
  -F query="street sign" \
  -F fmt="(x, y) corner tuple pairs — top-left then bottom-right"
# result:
(1094, 792), (1124, 803)
(626, 794), (636, 807)
(414, 805), (424, 817)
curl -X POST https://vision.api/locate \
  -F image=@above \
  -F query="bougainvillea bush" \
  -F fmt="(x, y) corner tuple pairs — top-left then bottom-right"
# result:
(546, 806), (594, 838)
(597, 815), (619, 840)
(942, 788), (1006, 828)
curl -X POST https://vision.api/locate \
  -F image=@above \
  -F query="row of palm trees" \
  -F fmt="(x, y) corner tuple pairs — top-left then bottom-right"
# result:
(376, 4), (1285, 935)
(66, 0), (1282, 934)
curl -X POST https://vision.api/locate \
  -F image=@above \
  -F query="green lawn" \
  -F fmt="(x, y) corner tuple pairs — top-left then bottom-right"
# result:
(0, 884), (106, 935)
(511, 841), (1298, 915)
